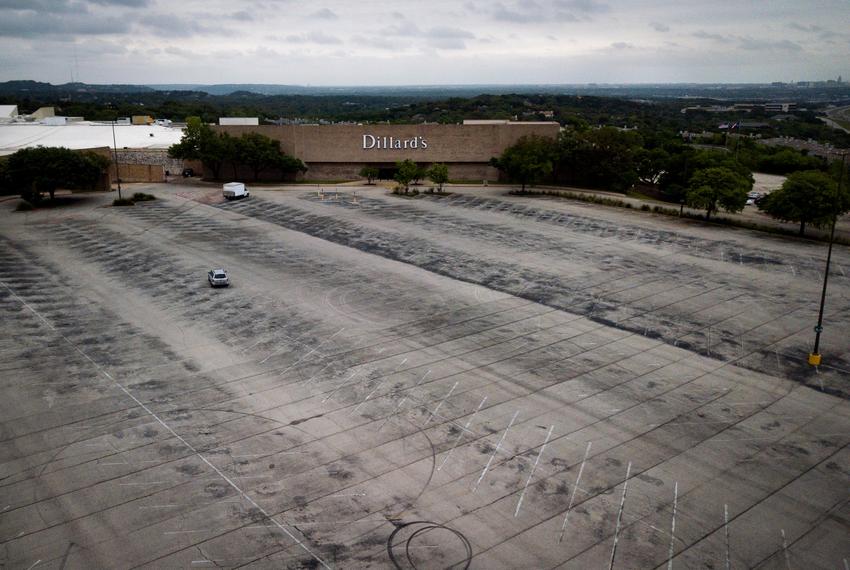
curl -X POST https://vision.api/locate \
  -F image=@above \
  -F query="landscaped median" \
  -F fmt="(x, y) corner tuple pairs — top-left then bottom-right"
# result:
(510, 186), (850, 246)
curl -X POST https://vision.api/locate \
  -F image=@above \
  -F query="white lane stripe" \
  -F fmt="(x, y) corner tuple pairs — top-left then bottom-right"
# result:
(1, 281), (331, 570)
(514, 425), (553, 517)
(473, 410), (519, 492)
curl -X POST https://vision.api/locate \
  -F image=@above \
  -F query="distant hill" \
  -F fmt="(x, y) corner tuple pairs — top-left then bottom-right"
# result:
(147, 84), (315, 96)
(142, 82), (850, 101)
(145, 83), (587, 97)
(0, 80), (155, 95)
(2, 80), (849, 102)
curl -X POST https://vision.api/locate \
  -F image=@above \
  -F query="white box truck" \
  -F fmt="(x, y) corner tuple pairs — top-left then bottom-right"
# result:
(222, 182), (250, 200)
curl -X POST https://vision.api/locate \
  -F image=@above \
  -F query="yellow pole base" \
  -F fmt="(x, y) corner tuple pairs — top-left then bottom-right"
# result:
(808, 353), (821, 366)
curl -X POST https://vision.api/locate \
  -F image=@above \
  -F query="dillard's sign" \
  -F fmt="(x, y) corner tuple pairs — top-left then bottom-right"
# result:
(362, 134), (428, 150)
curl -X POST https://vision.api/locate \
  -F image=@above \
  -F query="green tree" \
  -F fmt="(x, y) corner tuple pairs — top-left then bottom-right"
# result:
(755, 148), (824, 175)
(5, 147), (110, 203)
(359, 166), (379, 184)
(234, 132), (284, 181)
(634, 147), (669, 186)
(552, 128), (642, 192)
(491, 135), (556, 191)
(168, 117), (227, 179)
(759, 170), (847, 235)
(276, 153), (308, 180)
(412, 164), (426, 186)
(426, 163), (449, 191)
(686, 166), (751, 220)
(661, 147), (754, 203)
(580, 127), (642, 192)
(394, 159), (420, 191)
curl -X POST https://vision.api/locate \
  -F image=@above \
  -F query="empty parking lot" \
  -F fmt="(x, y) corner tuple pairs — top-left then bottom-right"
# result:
(1, 184), (848, 569)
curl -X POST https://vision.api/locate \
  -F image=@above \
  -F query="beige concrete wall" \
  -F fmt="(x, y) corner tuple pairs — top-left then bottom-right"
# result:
(118, 163), (163, 183)
(213, 122), (560, 164)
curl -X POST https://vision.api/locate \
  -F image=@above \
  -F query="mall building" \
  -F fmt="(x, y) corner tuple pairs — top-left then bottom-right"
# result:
(212, 120), (561, 181)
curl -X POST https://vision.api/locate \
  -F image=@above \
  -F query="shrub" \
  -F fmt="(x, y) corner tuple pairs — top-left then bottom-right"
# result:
(131, 192), (156, 201)
(640, 204), (650, 211)
(113, 198), (135, 206)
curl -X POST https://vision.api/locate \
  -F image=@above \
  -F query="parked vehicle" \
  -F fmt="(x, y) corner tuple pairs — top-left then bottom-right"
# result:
(208, 268), (230, 287)
(182, 168), (194, 177)
(223, 182), (250, 200)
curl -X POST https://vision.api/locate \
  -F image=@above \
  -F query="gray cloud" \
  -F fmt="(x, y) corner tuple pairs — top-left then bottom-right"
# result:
(310, 7), (337, 19)
(379, 22), (424, 36)
(738, 37), (802, 52)
(232, 10), (253, 21)
(0, 11), (130, 37)
(492, 0), (608, 23)
(428, 37), (468, 50)
(135, 13), (226, 37)
(787, 22), (840, 40)
(164, 45), (194, 57)
(284, 31), (343, 45)
(787, 22), (824, 33)
(693, 30), (726, 41)
(0, 0), (847, 85)
(554, 0), (609, 14)
(376, 23), (475, 49)
(492, 1), (559, 23)
(0, 0), (87, 14)
(86, 0), (150, 6)
(351, 35), (399, 51)
(428, 26), (475, 39)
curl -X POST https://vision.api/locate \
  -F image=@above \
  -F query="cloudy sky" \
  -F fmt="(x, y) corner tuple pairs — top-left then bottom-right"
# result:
(0, 0), (848, 85)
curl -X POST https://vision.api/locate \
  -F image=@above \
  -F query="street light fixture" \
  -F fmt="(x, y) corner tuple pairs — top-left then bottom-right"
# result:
(808, 151), (847, 366)
(111, 118), (122, 200)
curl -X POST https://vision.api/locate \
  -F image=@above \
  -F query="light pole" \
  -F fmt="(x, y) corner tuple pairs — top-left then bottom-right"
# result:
(111, 119), (122, 200)
(808, 151), (847, 366)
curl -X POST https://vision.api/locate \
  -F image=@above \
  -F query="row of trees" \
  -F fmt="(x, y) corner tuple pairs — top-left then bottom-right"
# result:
(492, 132), (849, 232)
(491, 127), (763, 199)
(492, 126), (834, 198)
(0, 147), (111, 204)
(760, 169), (849, 235)
(359, 161), (450, 192)
(168, 117), (306, 181)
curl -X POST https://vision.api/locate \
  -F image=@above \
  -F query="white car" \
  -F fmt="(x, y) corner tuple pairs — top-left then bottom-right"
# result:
(208, 268), (230, 287)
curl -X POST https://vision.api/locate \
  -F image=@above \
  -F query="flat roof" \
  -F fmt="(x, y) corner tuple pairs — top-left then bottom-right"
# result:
(0, 122), (185, 156)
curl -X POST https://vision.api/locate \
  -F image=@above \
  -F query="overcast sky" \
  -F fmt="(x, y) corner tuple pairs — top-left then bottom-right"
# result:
(0, 0), (848, 85)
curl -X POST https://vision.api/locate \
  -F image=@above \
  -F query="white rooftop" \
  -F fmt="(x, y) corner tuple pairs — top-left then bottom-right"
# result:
(0, 105), (18, 118)
(0, 122), (185, 156)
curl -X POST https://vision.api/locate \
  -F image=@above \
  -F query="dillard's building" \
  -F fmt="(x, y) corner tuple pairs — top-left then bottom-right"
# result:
(212, 120), (560, 181)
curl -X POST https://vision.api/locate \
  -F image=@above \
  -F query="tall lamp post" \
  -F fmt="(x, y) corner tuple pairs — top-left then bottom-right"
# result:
(111, 119), (122, 200)
(808, 151), (847, 366)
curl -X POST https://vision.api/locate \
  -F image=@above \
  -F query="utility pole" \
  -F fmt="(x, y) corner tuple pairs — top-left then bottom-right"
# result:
(111, 119), (122, 200)
(809, 151), (847, 366)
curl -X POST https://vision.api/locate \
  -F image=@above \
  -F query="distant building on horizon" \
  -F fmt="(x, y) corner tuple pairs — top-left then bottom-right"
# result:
(220, 117), (260, 126)
(0, 105), (18, 123)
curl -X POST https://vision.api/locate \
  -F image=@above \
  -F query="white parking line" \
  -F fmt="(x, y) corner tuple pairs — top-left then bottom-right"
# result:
(473, 410), (519, 493)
